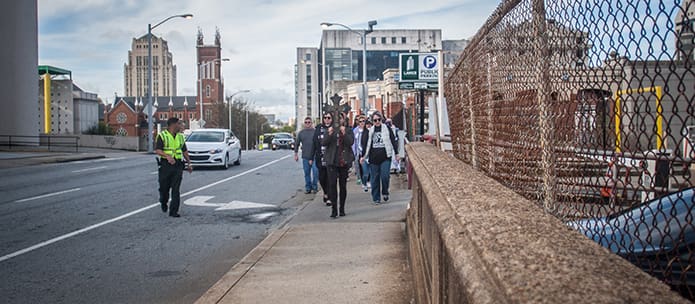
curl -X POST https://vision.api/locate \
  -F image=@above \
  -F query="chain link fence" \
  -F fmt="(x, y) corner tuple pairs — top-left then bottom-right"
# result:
(446, 0), (694, 299)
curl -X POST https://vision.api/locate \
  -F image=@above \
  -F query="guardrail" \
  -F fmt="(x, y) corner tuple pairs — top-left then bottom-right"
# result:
(0, 135), (79, 152)
(405, 143), (687, 303)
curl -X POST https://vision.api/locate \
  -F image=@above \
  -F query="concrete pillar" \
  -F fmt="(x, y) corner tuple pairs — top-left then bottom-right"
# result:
(1, 1), (39, 138)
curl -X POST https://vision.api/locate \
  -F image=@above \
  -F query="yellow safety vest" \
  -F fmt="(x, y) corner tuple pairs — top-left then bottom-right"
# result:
(158, 130), (185, 160)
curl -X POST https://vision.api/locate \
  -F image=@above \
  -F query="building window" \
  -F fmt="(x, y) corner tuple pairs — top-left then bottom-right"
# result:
(381, 37), (386, 44)
(116, 127), (128, 136)
(371, 37), (376, 44)
(401, 37), (406, 44)
(206, 85), (211, 97)
(305, 53), (311, 61)
(391, 37), (396, 44)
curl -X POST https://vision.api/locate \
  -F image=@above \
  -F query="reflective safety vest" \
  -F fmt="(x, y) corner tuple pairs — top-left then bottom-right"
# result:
(158, 130), (185, 160)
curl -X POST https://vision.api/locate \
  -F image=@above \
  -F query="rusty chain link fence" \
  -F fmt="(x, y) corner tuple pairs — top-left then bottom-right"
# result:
(445, 0), (694, 299)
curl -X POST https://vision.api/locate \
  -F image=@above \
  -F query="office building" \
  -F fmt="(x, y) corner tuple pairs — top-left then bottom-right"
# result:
(124, 34), (177, 97)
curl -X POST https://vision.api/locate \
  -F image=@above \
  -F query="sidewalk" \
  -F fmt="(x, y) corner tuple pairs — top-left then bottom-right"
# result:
(0, 150), (106, 169)
(196, 174), (414, 304)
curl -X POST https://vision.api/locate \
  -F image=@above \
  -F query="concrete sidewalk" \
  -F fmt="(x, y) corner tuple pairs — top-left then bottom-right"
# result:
(196, 175), (414, 304)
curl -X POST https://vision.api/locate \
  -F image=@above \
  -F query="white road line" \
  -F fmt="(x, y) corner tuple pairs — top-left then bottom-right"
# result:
(14, 188), (82, 203)
(0, 154), (292, 263)
(150, 171), (158, 175)
(72, 166), (106, 173)
(92, 157), (126, 162)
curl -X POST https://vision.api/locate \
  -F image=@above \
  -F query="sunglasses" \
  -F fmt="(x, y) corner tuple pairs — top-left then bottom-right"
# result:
(323, 116), (332, 119)
(359, 120), (365, 123)
(373, 118), (381, 122)
(304, 121), (312, 124)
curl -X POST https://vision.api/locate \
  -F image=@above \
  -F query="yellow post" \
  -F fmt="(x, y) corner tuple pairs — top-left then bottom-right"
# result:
(259, 134), (264, 151)
(655, 86), (664, 151)
(43, 74), (51, 134)
(614, 94), (622, 153)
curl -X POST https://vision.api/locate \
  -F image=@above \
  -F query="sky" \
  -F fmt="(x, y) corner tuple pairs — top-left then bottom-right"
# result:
(37, 0), (500, 121)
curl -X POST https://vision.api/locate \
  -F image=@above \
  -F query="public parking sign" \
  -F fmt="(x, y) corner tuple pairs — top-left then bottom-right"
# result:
(399, 53), (438, 82)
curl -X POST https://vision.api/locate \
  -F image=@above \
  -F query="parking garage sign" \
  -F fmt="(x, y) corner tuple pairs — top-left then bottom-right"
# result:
(399, 53), (438, 82)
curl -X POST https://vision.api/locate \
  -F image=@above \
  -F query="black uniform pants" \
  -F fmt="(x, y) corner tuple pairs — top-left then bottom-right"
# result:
(159, 160), (184, 215)
(327, 165), (349, 215)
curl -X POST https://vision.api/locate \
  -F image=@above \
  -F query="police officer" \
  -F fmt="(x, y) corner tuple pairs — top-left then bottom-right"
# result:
(155, 117), (192, 217)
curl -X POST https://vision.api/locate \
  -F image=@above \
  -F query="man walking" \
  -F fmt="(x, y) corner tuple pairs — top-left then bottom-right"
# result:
(155, 117), (192, 217)
(295, 117), (319, 194)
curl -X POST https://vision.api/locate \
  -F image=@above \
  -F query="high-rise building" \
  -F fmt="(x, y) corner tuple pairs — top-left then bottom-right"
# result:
(295, 29), (442, 130)
(197, 28), (225, 128)
(295, 47), (319, 125)
(123, 34), (177, 98)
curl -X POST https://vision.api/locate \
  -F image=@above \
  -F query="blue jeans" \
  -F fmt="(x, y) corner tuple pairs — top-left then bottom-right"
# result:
(302, 159), (319, 191)
(361, 161), (370, 184)
(369, 159), (391, 202)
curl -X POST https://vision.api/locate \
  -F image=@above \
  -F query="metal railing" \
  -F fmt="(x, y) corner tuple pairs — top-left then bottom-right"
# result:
(446, 0), (694, 299)
(0, 135), (79, 152)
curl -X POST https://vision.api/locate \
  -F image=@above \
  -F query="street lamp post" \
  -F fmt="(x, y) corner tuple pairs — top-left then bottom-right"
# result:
(198, 57), (229, 129)
(146, 13), (193, 153)
(227, 89), (250, 131)
(321, 20), (376, 115)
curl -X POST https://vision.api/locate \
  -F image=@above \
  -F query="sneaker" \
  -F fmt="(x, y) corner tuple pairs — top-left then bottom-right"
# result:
(362, 185), (369, 192)
(356, 178), (362, 185)
(326, 200), (332, 206)
(312, 188), (318, 193)
(383, 195), (389, 202)
(305, 190), (311, 194)
(372, 200), (381, 205)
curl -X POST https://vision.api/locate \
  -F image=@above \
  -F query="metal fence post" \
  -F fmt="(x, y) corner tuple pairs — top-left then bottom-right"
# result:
(467, 73), (478, 169)
(532, 0), (556, 212)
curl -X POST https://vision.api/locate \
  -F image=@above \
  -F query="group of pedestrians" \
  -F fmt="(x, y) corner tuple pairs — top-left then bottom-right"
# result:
(294, 111), (403, 219)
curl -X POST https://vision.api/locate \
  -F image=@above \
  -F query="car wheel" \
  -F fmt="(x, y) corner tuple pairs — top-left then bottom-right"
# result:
(222, 154), (229, 170)
(234, 150), (241, 165)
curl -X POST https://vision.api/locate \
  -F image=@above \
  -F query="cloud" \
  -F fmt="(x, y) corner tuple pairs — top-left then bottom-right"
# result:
(38, 0), (501, 122)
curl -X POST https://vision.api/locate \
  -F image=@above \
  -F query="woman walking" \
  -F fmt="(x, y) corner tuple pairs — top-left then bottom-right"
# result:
(360, 112), (399, 204)
(323, 113), (355, 218)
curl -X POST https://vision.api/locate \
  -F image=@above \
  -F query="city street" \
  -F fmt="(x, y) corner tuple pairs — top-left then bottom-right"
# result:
(0, 149), (306, 304)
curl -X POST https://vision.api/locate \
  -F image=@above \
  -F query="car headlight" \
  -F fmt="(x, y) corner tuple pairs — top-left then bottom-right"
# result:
(209, 148), (223, 154)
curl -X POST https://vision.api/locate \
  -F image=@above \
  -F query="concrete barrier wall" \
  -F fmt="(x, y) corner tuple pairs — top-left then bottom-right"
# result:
(405, 142), (688, 303)
(78, 135), (141, 151)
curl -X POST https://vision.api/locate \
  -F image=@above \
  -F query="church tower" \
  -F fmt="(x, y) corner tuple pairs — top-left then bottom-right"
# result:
(197, 27), (225, 127)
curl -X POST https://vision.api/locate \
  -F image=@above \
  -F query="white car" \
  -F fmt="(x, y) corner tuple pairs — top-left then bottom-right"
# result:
(186, 128), (241, 169)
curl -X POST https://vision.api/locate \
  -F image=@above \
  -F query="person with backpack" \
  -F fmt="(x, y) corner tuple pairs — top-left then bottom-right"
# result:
(360, 112), (400, 204)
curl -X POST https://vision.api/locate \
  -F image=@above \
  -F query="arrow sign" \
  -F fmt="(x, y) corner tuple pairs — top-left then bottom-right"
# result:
(184, 196), (276, 211)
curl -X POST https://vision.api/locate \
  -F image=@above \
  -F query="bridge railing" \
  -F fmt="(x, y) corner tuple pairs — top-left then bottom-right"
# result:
(445, 0), (694, 298)
(406, 143), (687, 303)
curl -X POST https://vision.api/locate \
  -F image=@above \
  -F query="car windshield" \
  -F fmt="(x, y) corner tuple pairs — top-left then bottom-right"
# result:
(274, 133), (292, 139)
(187, 131), (225, 142)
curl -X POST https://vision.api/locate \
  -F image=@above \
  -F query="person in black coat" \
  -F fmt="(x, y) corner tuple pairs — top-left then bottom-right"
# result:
(311, 112), (333, 206)
(322, 113), (355, 218)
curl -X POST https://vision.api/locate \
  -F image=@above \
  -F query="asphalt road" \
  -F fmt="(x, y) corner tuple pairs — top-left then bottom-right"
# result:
(0, 149), (307, 304)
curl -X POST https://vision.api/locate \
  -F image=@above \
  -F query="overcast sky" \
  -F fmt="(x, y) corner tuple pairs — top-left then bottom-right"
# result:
(38, 0), (500, 121)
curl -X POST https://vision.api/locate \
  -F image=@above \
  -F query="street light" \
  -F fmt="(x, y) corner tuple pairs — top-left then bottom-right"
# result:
(198, 57), (229, 128)
(146, 13), (193, 153)
(227, 89), (250, 131)
(321, 20), (376, 114)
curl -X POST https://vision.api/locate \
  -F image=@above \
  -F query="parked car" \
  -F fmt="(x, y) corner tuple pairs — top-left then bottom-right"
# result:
(271, 132), (295, 150)
(185, 128), (241, 169)
(568, 188), (695, 294)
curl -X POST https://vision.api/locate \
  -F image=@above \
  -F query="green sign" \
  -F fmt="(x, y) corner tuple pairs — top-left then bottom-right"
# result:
(399, 53), (439, 82)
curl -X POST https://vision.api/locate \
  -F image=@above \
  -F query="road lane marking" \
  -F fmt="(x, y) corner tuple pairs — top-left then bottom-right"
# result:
(71, 157), (125, 164)
(14, 188), (82, 203)
(0, 154), (292, 263)
(150, 171), (158, 175)
(184, 196), (276, 210)
(72, 166), (106, 173)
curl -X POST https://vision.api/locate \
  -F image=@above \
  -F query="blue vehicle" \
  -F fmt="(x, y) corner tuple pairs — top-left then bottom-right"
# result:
(568, 188), (695, 297)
